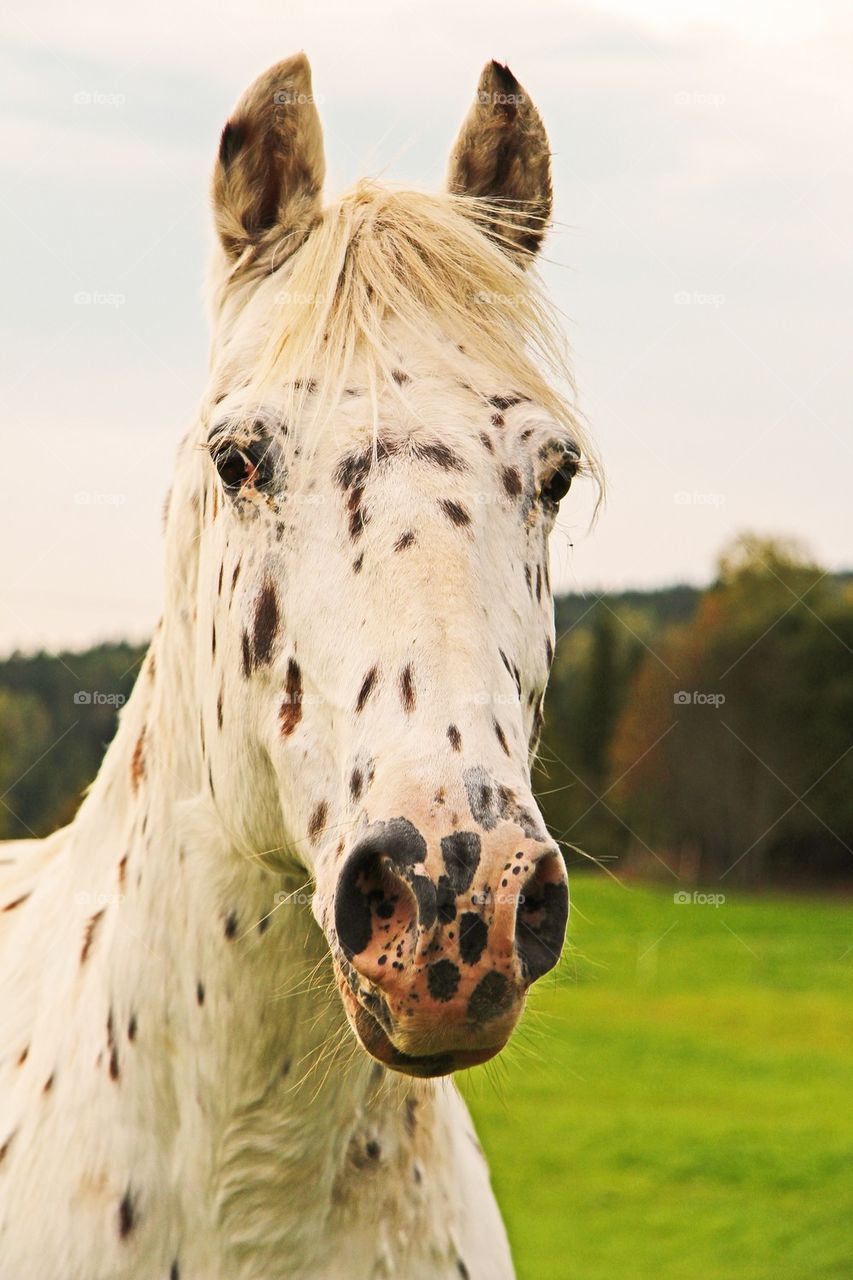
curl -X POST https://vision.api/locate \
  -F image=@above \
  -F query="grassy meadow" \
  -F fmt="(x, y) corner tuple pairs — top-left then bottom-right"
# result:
(460, 875), (853, 1280)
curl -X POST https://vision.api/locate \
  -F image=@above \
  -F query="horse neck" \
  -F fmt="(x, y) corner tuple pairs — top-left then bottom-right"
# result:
(62, 608), (419, 1212)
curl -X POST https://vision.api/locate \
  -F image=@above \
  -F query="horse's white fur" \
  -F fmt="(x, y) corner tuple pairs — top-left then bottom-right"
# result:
(0, 318), (534, 1280)
(0, 56), (595, 1280)
(0, 668), (510, 1278)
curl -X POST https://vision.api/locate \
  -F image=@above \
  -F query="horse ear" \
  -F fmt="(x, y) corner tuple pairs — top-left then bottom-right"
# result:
(447, 61), (552, 266)
(212, 54), (325, 266)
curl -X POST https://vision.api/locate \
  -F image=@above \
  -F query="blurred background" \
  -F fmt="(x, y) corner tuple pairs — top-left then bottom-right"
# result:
(1, 1), (851, 1277)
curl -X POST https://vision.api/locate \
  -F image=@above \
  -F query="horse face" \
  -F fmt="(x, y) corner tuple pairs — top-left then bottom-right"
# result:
(187, 55), (595, 1077)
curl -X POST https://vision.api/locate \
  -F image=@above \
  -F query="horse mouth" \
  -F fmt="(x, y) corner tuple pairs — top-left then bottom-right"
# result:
(351, 1002), (503, 1078)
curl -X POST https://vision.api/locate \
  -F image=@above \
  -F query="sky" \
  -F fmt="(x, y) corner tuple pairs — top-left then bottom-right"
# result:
(1, 0), (850, 652)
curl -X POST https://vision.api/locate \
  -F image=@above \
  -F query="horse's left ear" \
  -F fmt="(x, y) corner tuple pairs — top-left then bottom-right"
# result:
(212, 53), (325, 267)
(447, 61), (552, 266)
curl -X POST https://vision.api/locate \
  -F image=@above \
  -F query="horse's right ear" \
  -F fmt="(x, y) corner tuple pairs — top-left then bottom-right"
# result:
(211, 54), (325, 268)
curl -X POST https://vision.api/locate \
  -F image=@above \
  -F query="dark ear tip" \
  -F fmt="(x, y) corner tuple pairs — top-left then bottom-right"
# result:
(486, 60), (522, 94)
(218, 118), (246, 169)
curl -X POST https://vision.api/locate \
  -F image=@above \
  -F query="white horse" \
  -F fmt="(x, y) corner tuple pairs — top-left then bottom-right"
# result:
(0, 54), (596, 1280)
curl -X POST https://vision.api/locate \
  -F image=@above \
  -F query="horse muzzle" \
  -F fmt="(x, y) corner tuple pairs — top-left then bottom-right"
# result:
(330, 812), (569, 1077)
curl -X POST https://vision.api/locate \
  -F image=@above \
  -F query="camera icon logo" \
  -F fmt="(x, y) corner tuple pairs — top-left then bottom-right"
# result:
(673, 690), (691, 705)
(73, 691), (92, 705)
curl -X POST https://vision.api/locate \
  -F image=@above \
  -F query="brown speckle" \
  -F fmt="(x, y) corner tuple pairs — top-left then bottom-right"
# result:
(488, 394), (525, 411)
(2, 893), (31, 912)
(131, 728), (146, 792)
(118, 1188), (136, 1238)
(416, 441), (465, 471)
(440, 499), (471, 528)
(279, 658), (303, 736)
(81, 910), (105, 963)
(308, 801), (328, 845)
(501, 466), (522, 498)
(349, 504), (370, 540)
(400, 664), (416, 714)
(493, 718), (511, 757)
(252, 581), (280, 667)
(356, 666), (379, 713)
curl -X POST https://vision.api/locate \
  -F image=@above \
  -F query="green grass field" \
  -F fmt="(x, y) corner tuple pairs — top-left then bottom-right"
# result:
(460, 875), (853, 1280)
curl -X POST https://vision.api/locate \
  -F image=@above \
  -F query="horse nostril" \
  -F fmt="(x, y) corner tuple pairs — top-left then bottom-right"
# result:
(514, 851), (569, 983)
(334, 818), (428, 972)
(334, 850), (408, 963)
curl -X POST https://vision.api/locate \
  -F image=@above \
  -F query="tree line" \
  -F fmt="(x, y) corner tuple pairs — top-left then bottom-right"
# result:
(1, 535), (850, 888)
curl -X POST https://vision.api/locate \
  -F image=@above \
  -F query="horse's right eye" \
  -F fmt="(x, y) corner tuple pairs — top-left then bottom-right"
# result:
(210, 436), (277, 493)
(215, 447), (254, 491)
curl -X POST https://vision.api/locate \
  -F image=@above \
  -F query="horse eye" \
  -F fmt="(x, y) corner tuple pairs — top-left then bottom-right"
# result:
(215, 447), (253, 490)
(541, 456), (579, 506)
(211, 439), (275, 493)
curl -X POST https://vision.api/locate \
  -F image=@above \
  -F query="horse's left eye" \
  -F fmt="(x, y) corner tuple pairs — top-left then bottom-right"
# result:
(541, 454), (579, 506)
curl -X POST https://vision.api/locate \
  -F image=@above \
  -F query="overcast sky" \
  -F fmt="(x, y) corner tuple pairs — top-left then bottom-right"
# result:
(1, 0), (850, 652)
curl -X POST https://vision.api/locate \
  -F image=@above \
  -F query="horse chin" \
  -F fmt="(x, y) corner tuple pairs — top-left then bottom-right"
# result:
(334, 967), (506, 1078)
(351, 1001), (505, 1078)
